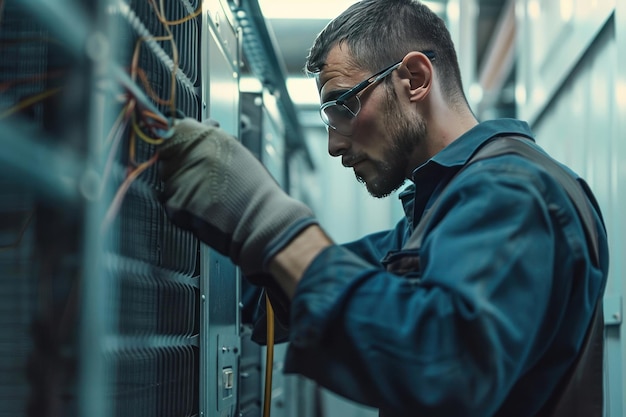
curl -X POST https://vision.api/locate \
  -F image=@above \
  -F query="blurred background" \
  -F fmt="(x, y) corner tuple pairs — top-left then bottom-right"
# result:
(0, 1), (623, 416)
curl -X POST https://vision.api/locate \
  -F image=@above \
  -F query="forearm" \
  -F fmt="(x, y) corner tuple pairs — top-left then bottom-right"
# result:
(268, 225), (333, 299)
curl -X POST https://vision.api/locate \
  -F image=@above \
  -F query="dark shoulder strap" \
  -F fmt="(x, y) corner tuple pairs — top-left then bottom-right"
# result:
(468, 136), (601, 266)
(404, 136), (601, 267)
(402, 135), (604, 417)
(535, 302), (604, 417)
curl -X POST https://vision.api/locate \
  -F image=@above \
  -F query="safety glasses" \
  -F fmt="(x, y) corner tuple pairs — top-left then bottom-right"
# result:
(319, 50), (436, 136)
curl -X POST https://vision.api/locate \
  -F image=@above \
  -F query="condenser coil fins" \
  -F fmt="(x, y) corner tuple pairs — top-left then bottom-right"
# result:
(0, 3), (86, 416)
(0, 0), (204, 415)
(104, 1), (202, 415)
(0, 181), (36, 417)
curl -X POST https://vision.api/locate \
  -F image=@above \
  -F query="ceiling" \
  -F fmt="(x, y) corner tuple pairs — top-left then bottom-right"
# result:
(249, 0), (514, 115)
(262, 2), (506, 70)
(238, 0), (515, 166)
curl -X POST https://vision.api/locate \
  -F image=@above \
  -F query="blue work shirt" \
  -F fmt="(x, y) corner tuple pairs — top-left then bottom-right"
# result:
(282, 119), (609, 417)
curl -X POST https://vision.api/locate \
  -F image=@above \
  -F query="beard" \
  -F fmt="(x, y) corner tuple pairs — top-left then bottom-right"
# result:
(357, 85), (427, 198)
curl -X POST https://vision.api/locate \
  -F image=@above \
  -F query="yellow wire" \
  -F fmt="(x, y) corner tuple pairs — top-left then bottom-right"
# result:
(164, 5), (202, 25)
(263, 293), (275, 417)
(0, 87), (62, 119)
(132, 116), (165, 145)
(157, 0), (179, 116)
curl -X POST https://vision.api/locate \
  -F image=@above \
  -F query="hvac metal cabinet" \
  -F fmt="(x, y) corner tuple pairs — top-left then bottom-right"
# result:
(240, 91), (291, 417)
(0, 1), (315, 416)
(200, 1), (242, 417)
(0, 1), (232, 416)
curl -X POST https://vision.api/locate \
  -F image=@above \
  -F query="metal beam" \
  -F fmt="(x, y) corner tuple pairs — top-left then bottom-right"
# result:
(230, 0), (315, 169)
(476, 0), (516, 117)
(0, 120), (83, 204)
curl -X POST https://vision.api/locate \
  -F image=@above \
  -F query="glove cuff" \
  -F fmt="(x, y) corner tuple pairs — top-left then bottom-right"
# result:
(261, 216), (319, 271)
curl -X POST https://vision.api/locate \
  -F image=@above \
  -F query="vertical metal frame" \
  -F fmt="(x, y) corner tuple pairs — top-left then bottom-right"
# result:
(515, 0), (615, 124)
(608, 1), (626, 415)
(516, 1), (624, 415)
(199, 2), (242, 416)
(445, 0), (478, 107)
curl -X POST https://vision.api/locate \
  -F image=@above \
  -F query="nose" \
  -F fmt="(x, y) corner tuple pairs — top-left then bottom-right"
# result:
(327, 129), (351, 157)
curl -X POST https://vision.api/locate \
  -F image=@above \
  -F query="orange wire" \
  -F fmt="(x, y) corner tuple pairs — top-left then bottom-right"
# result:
(0, 87), (62, 120)
(263, 294), (275, 417)
(130, 35), (173, 82)
(141, 109), (169, 129)
(100, 0), (186, 231)
(130, 34), (177, 115)
(101, 6), (177, 229)
(101, 100), (135, 197)
(101, 151), (159, 231)
(147, 0), (180, 116)
(135, 67), (172, 106)
(158, 0), (179, 117)
(129, 129), (137, 166)
(0, 70), (65, 93)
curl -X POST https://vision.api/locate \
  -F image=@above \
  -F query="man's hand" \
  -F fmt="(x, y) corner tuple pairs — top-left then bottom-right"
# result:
(158, 118), (317, 278)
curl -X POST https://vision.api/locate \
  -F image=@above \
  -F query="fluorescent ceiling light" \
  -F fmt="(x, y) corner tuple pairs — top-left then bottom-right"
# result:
(260, 0), (445, 20)
(241, 75), (321, 106)
(287, 76), (320, 106)
(240, 76), (320, 106)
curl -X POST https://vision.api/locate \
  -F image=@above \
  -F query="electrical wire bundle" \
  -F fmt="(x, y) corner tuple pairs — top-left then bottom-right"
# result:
(1, 1), (280, 416)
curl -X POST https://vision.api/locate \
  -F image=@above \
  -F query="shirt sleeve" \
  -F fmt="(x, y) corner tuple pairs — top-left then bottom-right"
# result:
(284, 161), (558, 416)
(340, 216), (411, 265)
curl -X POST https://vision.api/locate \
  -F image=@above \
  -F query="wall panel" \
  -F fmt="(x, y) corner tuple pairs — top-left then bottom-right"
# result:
(518, 7), (624, 416)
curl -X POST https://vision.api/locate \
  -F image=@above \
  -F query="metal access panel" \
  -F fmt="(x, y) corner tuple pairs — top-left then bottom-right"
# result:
(238, 90), (320, 417)
(240, 91), (286, 187)
(516, 2), (624, 416)
(199, 2), (242, 417)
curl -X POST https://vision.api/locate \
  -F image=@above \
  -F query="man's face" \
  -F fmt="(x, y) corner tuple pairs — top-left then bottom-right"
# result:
(361, 86), (427, 197)
(318, 46), (427, 198)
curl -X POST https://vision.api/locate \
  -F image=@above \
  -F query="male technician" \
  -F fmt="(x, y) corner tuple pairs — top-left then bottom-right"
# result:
(158, 0), (609, 415)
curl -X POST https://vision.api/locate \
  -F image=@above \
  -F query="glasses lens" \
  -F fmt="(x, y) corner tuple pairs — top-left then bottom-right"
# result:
(321, 96), (360, 135)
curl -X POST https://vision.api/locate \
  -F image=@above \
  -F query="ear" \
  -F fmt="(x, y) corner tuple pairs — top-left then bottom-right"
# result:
(397, 51), (433, 102)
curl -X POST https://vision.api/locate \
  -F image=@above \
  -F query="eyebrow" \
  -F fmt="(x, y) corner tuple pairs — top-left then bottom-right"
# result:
(321, 89), (350, 104)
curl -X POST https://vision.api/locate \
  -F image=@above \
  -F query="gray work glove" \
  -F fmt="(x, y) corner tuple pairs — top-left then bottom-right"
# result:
(158, 118), (317, 278)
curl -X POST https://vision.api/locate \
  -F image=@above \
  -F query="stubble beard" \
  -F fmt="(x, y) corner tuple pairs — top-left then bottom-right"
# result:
(358, 86), (427, 198)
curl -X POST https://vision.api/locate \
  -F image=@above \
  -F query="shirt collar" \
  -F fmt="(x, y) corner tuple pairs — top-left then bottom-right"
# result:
(411, 118), (535, 179)
(400, 119), (536, 226)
